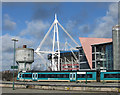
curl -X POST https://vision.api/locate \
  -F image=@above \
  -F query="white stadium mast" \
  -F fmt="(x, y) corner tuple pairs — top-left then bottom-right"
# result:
(35, 14), (79, 71)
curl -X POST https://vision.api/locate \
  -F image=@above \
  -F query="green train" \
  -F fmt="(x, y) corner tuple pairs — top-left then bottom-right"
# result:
(17, 70), (120, 82)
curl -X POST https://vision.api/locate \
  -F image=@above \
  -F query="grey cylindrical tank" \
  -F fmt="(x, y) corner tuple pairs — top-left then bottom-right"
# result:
(16, 47), (34, 63)
(112, 25), (120, 70)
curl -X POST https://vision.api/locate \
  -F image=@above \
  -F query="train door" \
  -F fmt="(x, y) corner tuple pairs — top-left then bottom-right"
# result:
(70, 73), (76, 81)
(32, 73), (38, 81)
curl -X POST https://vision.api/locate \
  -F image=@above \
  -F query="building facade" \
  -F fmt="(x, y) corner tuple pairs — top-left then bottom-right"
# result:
(91, 42), (113, 70)
(48, 37), (113, 71)
(48, 50), (79, 71)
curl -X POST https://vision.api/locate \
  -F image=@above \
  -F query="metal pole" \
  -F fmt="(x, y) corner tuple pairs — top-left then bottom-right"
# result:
(85, 72), (87, 84)
(12, 38), (18, 90)
(24, 57), (26, 84)
(13, 41), (15, 90)
(24, 62), (26, 84)
(102, 70), (104, 84)
(103, 53), (105, 84)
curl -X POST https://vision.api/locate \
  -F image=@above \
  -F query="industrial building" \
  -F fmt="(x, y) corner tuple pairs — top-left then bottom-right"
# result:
(47, 25), (120, 71)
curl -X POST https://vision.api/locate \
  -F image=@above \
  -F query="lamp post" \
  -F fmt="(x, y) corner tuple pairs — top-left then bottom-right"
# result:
(24, 57), (26, 84)
(11, 38), (18, 90)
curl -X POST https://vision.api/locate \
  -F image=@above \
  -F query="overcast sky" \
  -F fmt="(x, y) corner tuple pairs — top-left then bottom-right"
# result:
(1, 2), (118, 71)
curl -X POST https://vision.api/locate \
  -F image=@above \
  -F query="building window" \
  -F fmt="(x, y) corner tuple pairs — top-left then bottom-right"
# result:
(92, 47), (95, 52)
(92, 54), (95, 60)
(92, 62), (95, 69)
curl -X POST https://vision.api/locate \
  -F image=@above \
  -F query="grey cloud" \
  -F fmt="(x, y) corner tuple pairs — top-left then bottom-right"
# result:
(32, 2), (61, 20)
(78, 24), (90, 33)
(62, 9), (89, 39)
(3, 14), (16, 31)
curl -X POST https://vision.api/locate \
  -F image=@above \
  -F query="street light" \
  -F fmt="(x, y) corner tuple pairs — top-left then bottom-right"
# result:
(11, 38), (18, 90)
(24, 57), (26, 84)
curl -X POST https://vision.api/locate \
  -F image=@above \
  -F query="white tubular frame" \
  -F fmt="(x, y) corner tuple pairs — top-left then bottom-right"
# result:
(35, 14), (80, 71)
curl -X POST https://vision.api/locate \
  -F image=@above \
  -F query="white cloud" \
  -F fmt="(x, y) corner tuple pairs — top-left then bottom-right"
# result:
(89, 3), (118, 38)
(32, 54), (47, 71)
(3, 14), (16, 31)
(2, 34), (35, 53)
(65, 20), (76, 32)
(1, 34), (35, 71)
(20, 20), (50, 39)
(1, 33), (53, 71)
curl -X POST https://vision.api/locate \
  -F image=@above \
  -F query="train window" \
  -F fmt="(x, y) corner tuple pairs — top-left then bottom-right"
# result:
(33, 74), (34, 78)
(19, 74), (22, 78)
(77, 74), (85, 78)
(51, 74), (56, 78)
(57, 74), (61, 78)
(50, 74), (53, 78)
(77, 74), (80, 78)
(73, 74), (75, 78)
(38, 74), (47, 78)
(36, 74), (37, 78)
(118, 74), (120, 78)
(38, 74), (69, 78)
(38, 74), (41, 78)
(70, 74), (72, 78)
(63, 74), (69, 78)
(22, 74), (32, 78)
(41, 74), (45, 78)
(39, 74), (56, 78)
(104, 74), (120, 78)
(49, 74), (52, 78)
(77, 74), (92, 78)
(81, 74), (86, 78)
(46, 74), (49, 78)
(87, 74), (92, 78)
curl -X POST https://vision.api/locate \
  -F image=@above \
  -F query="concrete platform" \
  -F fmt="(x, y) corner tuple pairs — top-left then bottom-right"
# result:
(1, 81), (120, 93)
(1, 87), (119, 95)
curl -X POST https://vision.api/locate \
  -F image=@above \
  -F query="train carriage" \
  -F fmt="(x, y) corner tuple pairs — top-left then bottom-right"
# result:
(76, 71), (96, 82)
(17, 70), (120, 83)
(100, 70), (120, 82)
(17, 71), (97, 82)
